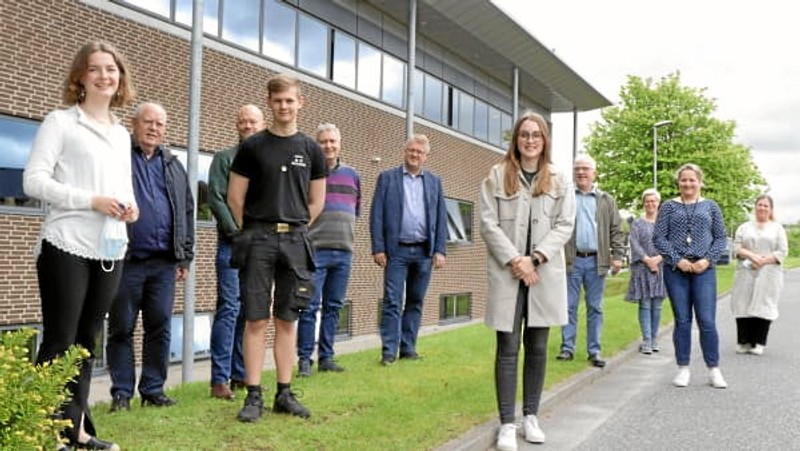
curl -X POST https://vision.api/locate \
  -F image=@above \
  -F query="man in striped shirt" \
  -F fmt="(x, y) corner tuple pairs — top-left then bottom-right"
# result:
(296, 123), (361, 376)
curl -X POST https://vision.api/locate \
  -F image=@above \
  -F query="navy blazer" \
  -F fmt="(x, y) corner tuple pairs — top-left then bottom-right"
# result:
(370, 165), (448, 258)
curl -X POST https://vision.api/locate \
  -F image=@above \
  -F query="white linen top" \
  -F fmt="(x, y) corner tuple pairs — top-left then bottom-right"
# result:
(23, 105), (136, 260)
(730, 220), (788, 320)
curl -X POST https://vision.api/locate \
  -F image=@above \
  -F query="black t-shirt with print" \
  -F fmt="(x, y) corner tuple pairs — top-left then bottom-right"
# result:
(231, 129), (327, 225)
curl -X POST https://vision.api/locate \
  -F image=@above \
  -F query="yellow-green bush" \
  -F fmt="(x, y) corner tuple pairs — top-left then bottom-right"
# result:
(0, 328), (87, 450)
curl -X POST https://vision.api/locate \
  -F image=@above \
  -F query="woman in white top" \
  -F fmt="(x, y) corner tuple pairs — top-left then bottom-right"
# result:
(23, 41), (138, 451)
(730, 194), (788, 355)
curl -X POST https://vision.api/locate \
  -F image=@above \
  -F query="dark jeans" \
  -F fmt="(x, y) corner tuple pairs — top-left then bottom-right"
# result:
(297, 249), (353, 362)
(209, 239), (245, 384)
(495, 285), (549, 424)
(106, 257), (177, 398)
(35, 240), (123, 441)
(737, 317), (772, 346)
(380, 244), (433, 359)
(664, 267), (719, 367)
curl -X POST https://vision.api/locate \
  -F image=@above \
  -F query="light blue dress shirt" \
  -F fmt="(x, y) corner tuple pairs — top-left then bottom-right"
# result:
(575, 188), (598, 253)
(399, 168), (427, 243)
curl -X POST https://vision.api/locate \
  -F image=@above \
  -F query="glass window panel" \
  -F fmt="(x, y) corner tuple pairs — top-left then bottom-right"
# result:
(263, 0), (296, 66)
(456, 295), (471, 317)
(381, 54), (405, 107)
(171, 149), (214, 221)
(445, 198), (466, 243)
(124, 0), (169, 18)
(169, 314), (212, 362)
(501, 113), (513, 148)
(336, 301), (351, 337)
(297, 14), (329, 77)
(0, 116), (41, 209)
(413, 70), (423, 116)
(176, 0), (219, 35)
(221, 0), (260, 51)
(488, 107), (502, 146)
(356, 43), (381, 98)
(332, 31), (356, 89)
(457, 91), (474, 135)
(423, 74), (442, 123)
(474, 99), (488, 141)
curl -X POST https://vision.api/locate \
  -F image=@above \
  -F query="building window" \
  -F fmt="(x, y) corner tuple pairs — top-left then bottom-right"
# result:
(171, 148), (214, 221)
(423, 73), (444, 123)
(263, 0), (296, 66)
(501, 112), (513, 148)
(169, 313), (213, 362)
(445, 197), (473, 244)
(297, 14), (329, 78)
(336, 301), (352, 339)
(356, 42), (381, 99)
(488, 106), (502, 147)
(455, 89), (475, 135)
(0, 115), (42, 211)
(124, 0), (169, 18)
(381, 53), (405, 108)
(221, 0), (260, 51)
(439, 293), (471, 323)
(175, 0), (220, 35)
(474, 99), (489, 141)
(332, 31), (356, 89)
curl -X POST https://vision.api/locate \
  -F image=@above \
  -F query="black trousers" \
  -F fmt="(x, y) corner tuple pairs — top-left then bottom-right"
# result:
(495, 285), (549, 424)
(736, 317), (772, 346)
(35, 240), (123, 441)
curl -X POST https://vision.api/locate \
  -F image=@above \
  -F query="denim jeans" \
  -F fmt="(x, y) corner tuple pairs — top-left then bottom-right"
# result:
(380, 245), (433, 359)
(107, 258), (177, 398)
(664, 267), (719, 367)
(297, 249), (353, 362)
(562, 255), (606, 357)
(209, 239), (245, 384)
(638, 297), (664, 344)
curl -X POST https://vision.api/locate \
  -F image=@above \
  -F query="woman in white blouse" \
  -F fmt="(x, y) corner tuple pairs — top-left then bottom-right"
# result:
(23, 41), (138, 451)
(730, 194), (788, 355)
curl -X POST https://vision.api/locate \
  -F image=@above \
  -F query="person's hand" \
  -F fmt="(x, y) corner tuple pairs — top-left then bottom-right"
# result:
(373, 252), (387, 268)
(119, 204), (138, 223)
(511, 256), (539, 285)
(750, 255), (767, 270)
(176, 266), (189, 282)
(690, 258), (710, 274)
(610, 259), (623, 275)
(92, 196), (127, 219)
(433, 253), (446, 270)
(677, 258), (694, 273)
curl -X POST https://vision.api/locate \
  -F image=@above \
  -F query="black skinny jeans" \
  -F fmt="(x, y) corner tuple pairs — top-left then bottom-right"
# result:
(495, 284), (549, 424)
(35, 240), (123, 440)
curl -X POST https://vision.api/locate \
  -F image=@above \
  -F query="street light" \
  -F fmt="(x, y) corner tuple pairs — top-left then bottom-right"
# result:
(652, 120), (673, 190)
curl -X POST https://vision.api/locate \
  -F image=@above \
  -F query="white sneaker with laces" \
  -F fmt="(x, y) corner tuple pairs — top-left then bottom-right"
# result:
(736, 344), (751, 354)
(673, 366), (691, 387)
(523, 414), (546, 443)
(708, 367), (728, 388)
(749, 344), (765, 355)
(496, 423), (518, 451)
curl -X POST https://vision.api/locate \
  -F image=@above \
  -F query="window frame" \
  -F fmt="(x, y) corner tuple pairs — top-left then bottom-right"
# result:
(438, 292), (472, 324)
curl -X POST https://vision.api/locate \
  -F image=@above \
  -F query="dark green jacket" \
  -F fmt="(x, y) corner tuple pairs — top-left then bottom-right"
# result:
(208, 144), (239, 238)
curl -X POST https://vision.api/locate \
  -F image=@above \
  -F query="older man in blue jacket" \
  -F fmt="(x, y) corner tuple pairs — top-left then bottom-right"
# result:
(370, 134), (447, 366)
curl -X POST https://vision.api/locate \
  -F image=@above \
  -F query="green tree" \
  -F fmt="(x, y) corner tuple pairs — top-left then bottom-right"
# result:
(585, 73), (765, 227)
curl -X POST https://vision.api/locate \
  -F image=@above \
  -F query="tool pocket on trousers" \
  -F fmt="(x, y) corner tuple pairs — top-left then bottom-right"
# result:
(290, 268), (314, 313)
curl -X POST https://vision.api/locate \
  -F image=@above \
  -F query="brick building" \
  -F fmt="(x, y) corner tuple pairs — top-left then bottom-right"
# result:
(0, 0), (609, 366)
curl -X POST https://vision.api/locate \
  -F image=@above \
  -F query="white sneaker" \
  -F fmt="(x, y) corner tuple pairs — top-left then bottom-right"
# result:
(673, 366), (691, 387)
(736, 344), (751, 354)
(708, 367), (728, 388)
(496, 423), (518, 451)
(523, 414), (546, 443)
(749, 344), (765, 355)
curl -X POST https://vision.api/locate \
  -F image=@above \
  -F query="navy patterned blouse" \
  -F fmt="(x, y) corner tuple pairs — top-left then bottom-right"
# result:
(653, 198), (727, 267)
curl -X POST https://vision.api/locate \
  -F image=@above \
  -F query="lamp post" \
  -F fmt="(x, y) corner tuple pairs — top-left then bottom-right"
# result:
(652, 120), (673, 190)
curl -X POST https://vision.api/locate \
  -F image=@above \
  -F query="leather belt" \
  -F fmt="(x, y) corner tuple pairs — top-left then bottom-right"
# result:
(399, 241), (428, 247)
(576, 251), (597, 258)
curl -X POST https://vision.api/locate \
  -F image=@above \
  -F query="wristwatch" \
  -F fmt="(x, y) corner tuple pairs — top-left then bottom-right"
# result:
(532, 257), (541, 267)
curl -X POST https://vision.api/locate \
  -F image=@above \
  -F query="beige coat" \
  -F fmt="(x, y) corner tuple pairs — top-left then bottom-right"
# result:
(480, 163), (576, 332)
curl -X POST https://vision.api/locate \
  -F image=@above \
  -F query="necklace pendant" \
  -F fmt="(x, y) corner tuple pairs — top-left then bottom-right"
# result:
(686, 235), (692, 245)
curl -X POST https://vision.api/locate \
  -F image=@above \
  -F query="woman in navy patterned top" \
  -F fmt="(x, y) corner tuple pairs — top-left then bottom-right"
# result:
(653, 163), (728, 389)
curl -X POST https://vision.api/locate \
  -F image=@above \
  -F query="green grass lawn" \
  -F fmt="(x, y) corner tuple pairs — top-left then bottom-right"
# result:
(91, 264), (749, 450)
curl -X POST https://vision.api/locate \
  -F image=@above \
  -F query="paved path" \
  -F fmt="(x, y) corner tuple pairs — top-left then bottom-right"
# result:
(444, 269), (800, 450)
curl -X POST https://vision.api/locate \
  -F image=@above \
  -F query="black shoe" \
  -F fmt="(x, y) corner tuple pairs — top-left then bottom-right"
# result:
(556, 350), (574, 361)
(109, 394), (130, 413)
(399, 352), (421, 361)
(318, 358), (345, 372)
(140, 393), (177, 407)
(230, 379), (247, 391)
(273, 389), (311, 419)
(588, 355), (607, 368)
(380, 355), (396, 366)
(297, 359), (312, 377)
(237, 389), (264, 423)
(72, 436), (120, 450)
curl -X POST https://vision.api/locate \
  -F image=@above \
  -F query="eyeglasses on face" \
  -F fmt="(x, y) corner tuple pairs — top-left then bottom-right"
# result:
(518, 131), (543, 141)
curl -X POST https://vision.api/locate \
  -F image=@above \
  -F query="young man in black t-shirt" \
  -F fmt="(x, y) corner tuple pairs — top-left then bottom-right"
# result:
(228, 74), (327, 422)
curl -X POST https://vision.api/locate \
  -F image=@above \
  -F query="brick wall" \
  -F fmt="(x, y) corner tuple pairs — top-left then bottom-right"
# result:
(0, 1), (493, 350)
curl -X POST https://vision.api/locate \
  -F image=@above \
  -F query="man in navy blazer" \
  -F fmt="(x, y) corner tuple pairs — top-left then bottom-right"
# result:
(370, 134), (447, 366)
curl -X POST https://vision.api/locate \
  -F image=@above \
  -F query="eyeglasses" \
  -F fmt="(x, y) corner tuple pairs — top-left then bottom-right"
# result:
(518, 131), (543, 141)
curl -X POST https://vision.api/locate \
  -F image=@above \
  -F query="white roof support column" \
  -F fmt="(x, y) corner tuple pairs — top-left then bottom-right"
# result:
(405, 0), (417, 138)
(572, 107), (579, 160)
(512, 66), (519, 123)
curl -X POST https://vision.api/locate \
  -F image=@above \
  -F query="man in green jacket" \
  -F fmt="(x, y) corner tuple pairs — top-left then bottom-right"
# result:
(558, 153), (625, 368)
(208, 104), (265, 400)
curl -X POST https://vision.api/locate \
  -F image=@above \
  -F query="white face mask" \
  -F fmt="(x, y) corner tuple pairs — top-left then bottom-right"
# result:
(99, 217), (128, 272)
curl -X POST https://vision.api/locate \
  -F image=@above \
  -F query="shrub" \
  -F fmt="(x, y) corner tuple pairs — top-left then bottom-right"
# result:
(0, 328), (88, 450)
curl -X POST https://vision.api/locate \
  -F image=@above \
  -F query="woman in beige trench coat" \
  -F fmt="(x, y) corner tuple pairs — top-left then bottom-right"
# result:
(480, 112), (575, 451)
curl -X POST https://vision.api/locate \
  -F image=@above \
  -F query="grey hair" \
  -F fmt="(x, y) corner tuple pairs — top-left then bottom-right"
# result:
(133, 101), (167, 121)
(641, 188), (661, 204)
(315, 123), (340, 139)
(406, 133), (430, 154)
(573, 153), (596, 169)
